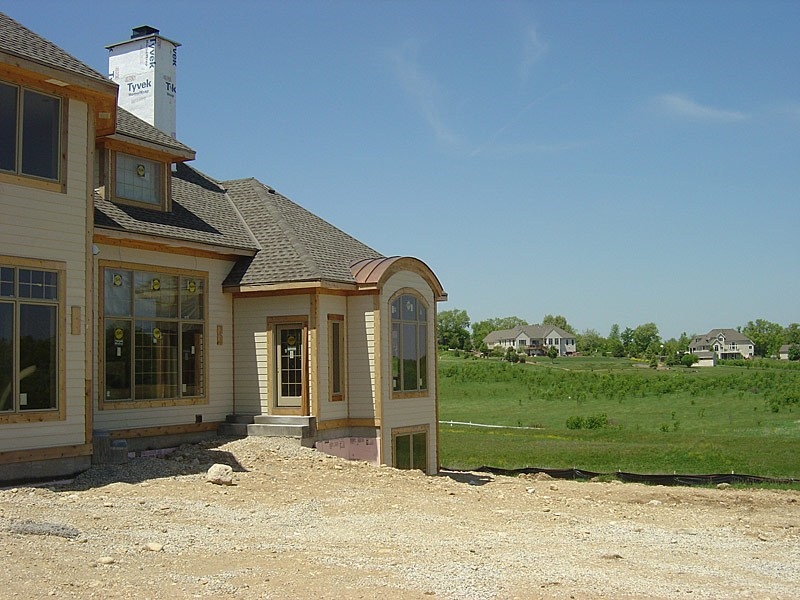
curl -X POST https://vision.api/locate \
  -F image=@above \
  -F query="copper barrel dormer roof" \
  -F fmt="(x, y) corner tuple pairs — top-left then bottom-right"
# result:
(351, 256), (447, 302)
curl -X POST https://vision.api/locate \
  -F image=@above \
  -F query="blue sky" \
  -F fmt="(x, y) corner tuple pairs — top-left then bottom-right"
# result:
(3, 1), (798, 339)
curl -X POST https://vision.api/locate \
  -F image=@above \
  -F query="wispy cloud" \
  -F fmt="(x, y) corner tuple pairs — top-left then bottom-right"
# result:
(389, 40), (461, 149)
(470, 83), (574, 157)
(520, 24), (548, 83)
(652, 93), (747, 122)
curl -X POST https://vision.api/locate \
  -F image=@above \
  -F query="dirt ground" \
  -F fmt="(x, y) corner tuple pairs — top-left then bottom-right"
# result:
(1, 436), (798, 599)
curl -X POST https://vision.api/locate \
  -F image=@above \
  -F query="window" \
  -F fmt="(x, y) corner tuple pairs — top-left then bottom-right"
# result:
(328, 315), (344, 401)
(115, 152), (163, 206)
(393, 427), (427, 471)
(102, 266), (205, 404)
(390, 293), (428, 393)
(0, 82), (62, 181)
(0, 264), (61, 414)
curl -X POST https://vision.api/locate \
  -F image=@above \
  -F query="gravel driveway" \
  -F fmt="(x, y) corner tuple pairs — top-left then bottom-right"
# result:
(1, 436), (798, 599)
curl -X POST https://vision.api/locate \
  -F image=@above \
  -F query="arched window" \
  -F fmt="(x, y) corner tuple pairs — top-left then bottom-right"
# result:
(390, 293), (428, 393)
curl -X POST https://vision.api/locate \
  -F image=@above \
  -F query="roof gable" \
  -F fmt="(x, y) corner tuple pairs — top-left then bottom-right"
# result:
(111, 108), (195, 159)
(0, 12), (110, 83)
(223, 178), (383, 288)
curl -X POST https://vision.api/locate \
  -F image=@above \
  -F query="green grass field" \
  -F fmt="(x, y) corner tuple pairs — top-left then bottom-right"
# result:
(438, 354), (800, 479)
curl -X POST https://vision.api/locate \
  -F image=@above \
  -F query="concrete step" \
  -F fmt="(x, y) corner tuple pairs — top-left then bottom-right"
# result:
(217, 422), (249, 437)
(220, 414), (316, 445)
(225, 414), (256, 424)
(253, 415), (315, 428)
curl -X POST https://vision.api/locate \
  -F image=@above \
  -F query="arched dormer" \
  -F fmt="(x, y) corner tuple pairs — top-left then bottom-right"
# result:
(350, 256), (447, 301)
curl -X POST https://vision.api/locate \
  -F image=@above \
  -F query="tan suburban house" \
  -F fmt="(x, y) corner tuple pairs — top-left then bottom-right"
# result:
(689, 329), (754, 361)
(0, 14), (446, 483)
(484, 324), (576, 357)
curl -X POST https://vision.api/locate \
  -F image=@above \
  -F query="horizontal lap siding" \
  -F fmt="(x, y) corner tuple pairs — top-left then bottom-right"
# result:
(233, 295), (310, 415)
(93, 249), (235, 430)
(0, 101), (89, 452)
(347, 295), (376, 421)
(317, 295), (347, 422)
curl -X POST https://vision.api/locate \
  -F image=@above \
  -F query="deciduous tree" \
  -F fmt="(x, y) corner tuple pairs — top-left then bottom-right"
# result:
(437, 308), (471, 350)
(577, 328), (605, 355)
(742, 319), (784, 357)
(542, 314), (576, 335)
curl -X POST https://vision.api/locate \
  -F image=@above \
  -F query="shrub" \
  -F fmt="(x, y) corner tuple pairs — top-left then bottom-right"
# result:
(681, 353), (699, 367)
(566, 416), (584, 430)
(566, 413), (608, 430)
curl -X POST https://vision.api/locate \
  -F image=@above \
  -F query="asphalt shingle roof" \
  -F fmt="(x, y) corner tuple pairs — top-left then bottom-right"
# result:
(0, 12), (110, 83)
(222, 178), (383, 287)
(94, 163), (259, 253)
(116, 108), (195, 156)
(484, 324), (574, 344)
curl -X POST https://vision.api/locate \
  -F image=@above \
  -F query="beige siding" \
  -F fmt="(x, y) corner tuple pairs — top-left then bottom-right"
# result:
(0, 100), (90, 452)
(379, 271), (438, 473)
(93, 248), (236, 430)
(232, 294), (310, 415)
(316, 294), (348, 422)
(347, 295), (377, 421)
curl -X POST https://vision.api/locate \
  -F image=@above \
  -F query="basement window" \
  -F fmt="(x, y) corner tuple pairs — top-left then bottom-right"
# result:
(393, 426), (428, 472)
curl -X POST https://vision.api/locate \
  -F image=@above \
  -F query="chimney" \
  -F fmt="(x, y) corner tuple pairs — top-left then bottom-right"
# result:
(106, 26), (180, 138)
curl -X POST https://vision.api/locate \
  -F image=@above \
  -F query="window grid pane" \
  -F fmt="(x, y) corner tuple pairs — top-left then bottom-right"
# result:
(134, 320), (178, 400)
(0, 267), (14, 297)
(134, 272), (177, 318)
(181, 323), (204, 397)
(105, 319), (132, 400)
(116, 153), (161, 205)
(19, 269), (58, 300)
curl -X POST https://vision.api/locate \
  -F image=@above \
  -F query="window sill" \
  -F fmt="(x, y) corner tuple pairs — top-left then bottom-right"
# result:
(0, 171), (64, 193)
(391, 391), (429, 400)
(99, 397), (209, 410)
(0, 409), (64, 424)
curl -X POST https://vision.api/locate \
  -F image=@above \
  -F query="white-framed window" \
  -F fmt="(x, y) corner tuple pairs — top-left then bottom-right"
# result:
(328, 314), (345, 402)
(114, 152), (164, 207)
(101, 266), (205, 405)
(0, 81), (62, 182)
(0, 262), (62, 414)
(390, 293), (428, 394)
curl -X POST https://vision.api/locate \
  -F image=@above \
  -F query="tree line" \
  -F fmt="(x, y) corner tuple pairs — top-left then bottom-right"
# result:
(437, 309), (800, 360)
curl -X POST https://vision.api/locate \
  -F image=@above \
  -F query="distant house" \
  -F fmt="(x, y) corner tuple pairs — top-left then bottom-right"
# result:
(689, 329), (754, 360)
(779, 344), (791, 360)
(0, 14), (446, 483)
(484, 325), (576, 357)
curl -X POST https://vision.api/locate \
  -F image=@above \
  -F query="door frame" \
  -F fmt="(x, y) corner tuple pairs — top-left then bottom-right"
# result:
(266, 315), (309, 415)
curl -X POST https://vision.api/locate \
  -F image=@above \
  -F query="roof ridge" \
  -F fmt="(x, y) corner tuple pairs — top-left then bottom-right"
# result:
(245, 179), (321, 276)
